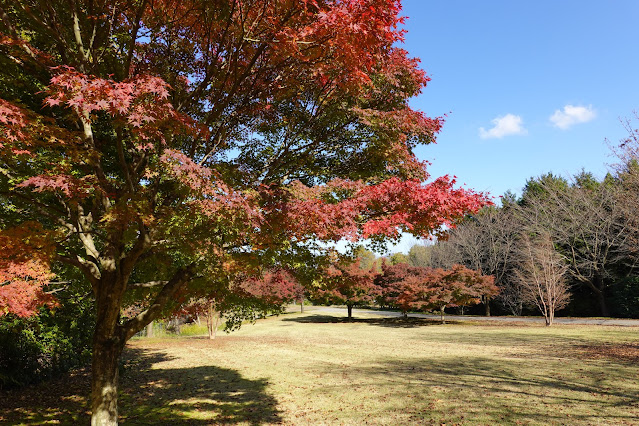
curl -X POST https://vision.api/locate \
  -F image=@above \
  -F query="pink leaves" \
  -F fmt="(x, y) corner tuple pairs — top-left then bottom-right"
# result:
(45, 68), (177, 149)
(0, 99), (28, 146)
(17, 174), (94, 198)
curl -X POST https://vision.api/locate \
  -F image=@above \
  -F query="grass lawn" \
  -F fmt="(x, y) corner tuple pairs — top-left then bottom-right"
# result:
(2, 310), (638, 425)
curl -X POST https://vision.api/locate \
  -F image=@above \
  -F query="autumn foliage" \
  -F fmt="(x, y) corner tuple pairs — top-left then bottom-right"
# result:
(0, 1), (489, 423)
(314, 258), (378, 318)
(0, 224), (55, 318)
(375, 261), (498, 320)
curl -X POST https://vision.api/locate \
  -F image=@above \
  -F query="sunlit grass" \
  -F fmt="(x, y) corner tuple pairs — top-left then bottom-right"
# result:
(123, 311), (639, 425)
(2, 310), (638, 425)
(178, 322), (209, 336)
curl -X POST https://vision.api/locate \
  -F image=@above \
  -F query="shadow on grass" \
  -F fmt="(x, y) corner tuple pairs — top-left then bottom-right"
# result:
(119, 348), (282, 425)
(0, 365), (91, 424)
(337, 356), (639, 424)
(282, 314), (462, 328)
(0, 347), (282, 425)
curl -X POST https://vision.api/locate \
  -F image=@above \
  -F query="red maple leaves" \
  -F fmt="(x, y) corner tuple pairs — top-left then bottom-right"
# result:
(375, 261), (498, 316)
(271, 176), (488, 243)
(0, 224), (56, 318)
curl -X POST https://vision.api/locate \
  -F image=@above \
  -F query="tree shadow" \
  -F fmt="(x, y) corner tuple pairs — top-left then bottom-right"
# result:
(339, 356), (639, 424)
(0, 347), (282, 425)
(119, 347), (282, 425)
(282, 314), (461, 328)
(0, 365), (91, 424)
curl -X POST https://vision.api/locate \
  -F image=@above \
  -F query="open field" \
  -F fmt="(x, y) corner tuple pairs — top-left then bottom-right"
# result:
(2, 311), (639, 425)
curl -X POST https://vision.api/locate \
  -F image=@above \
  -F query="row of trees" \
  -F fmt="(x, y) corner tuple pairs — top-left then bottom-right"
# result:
(313, 257), (498, 323)
(409, 118), (639, 322)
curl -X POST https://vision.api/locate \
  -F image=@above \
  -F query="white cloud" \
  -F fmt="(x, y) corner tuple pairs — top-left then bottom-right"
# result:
(479, 114), (527, 139)
(550, 105), (596, 130)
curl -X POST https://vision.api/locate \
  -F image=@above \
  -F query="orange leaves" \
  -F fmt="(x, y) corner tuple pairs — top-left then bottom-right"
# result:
(375, 262), (497, 314)
(0, 261), (56, 318)
(0, 223), (56, 318)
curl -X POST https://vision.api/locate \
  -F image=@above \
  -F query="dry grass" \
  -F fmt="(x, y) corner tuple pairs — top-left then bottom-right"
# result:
(2, 310), (639, 425)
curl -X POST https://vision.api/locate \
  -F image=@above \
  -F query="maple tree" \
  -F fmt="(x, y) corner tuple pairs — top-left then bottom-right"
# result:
(425, 264), (498, 323)
(375, 261), (433, 316)
(0, 1), (488, 424)
(375, 261), (497, 322)
(313, 257), (378, 319)
(0, 223), (56, 317)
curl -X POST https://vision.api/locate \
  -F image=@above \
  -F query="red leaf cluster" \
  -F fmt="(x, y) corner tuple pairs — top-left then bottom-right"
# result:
(314, 259), (379, 307)
(267, 176), (489, 243)
(240, 269), (303, 305)
(375, 261), (498, 314)
(0, 224), (56, 318)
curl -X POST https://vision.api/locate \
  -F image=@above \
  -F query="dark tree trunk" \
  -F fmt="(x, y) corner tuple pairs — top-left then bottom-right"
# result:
(592, 276), (610, 317)
(595, 289), (609, 317)
(347, 304), (353, 319)
(88, 265), (192, 424)
(484, 296), (491, 316)
(91, 332), (125, 425)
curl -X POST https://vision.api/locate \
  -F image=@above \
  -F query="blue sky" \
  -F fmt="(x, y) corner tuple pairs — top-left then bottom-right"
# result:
(381, 0), (639, 253)
(400, 0), (639, 199)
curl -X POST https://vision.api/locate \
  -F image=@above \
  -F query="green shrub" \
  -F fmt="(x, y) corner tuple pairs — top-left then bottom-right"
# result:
(0, 293), (94, 390)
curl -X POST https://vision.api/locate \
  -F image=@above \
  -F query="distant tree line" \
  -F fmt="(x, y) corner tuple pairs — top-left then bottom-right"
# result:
(311, 254), (498, 323)
(405, 116), (639, 320)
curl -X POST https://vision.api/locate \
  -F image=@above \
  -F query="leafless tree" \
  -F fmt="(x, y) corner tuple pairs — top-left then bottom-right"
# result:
(610, 111), (639, 270)
(431, 208), (520, 315)
(514, 233), (570, 326)
(517, 178), (630, 316)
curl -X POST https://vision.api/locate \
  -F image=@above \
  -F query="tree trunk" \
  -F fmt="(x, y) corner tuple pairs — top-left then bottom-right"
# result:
(440, 306), (446, 324)
(207, 303), (221, 340)
(213, 312), (220, 339)
(91, 335), (125, 425)
(347, 304), (353, 320)
(145, 321), (153, 337)
(484, 296), (491, 316)
(299, 296), (304, 313)
(88, 264), (194, 424)
(592, 277), (610, 317)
